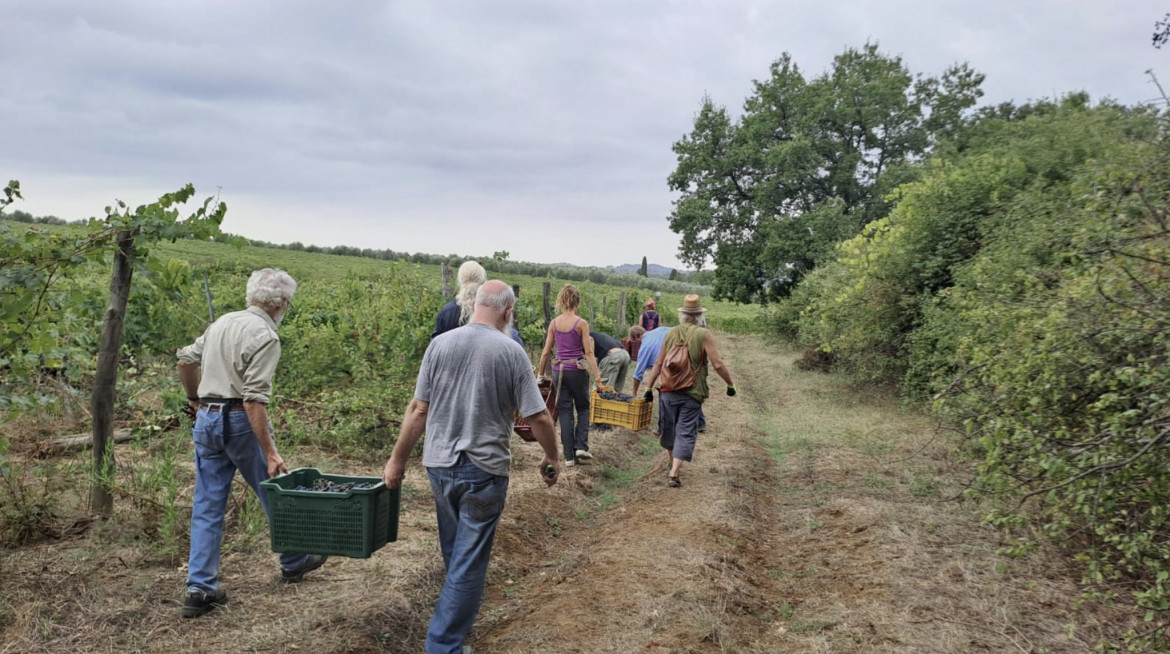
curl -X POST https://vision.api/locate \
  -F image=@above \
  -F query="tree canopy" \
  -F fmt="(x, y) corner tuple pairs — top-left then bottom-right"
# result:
(668, 43), (983, 303)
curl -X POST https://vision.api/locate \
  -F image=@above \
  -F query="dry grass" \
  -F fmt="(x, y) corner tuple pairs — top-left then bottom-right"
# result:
(0, 333), (1149, 653)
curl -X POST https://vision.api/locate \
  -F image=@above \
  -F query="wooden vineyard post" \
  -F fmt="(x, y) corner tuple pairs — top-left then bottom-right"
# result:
(91, 230), (134, 517)
(441, 262), (452, 297)
(202, 270), (215, 323)
(542, 282), (552, 330)
(618, 292), (627, 331)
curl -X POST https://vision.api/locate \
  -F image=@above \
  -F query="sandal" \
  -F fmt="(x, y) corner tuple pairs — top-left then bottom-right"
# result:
(668, 476), (681, 488)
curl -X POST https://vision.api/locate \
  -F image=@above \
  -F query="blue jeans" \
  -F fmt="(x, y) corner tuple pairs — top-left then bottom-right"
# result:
(187, 407), (307, 593)
(425, 457), (509, 654)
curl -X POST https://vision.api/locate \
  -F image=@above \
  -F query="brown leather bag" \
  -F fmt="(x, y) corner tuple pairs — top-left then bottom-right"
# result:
(659, 326), (701, 392)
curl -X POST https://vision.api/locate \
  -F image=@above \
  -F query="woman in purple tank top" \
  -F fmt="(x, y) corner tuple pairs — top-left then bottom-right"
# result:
(536, 284), (603, 466)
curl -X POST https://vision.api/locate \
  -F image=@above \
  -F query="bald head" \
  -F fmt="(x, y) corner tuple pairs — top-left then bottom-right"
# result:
(471, 280), (516, 333)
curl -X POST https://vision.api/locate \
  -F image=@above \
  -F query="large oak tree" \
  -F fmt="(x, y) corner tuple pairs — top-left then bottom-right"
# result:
(668, 43), (983, 303)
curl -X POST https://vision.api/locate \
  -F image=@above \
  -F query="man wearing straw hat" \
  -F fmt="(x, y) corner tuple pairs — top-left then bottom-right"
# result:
(640, 294), (736, 488)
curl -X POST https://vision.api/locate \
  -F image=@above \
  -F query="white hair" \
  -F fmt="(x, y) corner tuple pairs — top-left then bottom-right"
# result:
(456, 260), (487, 324)
(475, 281), (515, 313)
(678, 311), (707, 327)
(247, 268), (296, 311)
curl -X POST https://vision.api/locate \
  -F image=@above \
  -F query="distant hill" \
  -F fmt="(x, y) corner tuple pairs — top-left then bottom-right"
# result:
(608, 263), (676, 278)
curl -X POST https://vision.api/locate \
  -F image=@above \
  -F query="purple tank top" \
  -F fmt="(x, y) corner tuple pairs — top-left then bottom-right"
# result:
(553, 317), (584, 371)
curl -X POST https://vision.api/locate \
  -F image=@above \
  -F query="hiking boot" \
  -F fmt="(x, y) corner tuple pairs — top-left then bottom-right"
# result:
(182, 587), (228, 618)
(281, 554), (328, 583)
(575, 449), (593, 461)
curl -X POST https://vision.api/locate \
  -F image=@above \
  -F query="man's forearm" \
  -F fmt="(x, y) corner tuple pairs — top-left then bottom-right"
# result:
(713, 361), (733, 387)
(527, 411), (559, 461)
(384, 399), (428, 488)
(244, 401), (279, 457)
(391, 414), (425, 464)
(390, 400), (428, 466)
(177, 362), (200, 399)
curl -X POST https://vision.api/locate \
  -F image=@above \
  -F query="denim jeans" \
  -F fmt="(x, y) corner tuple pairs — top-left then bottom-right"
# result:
(186, 407), (308, 593)
(425, 457), (509, 654)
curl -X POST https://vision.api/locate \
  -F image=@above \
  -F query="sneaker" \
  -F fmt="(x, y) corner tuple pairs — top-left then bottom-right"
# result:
(564, 459), (576, 467)
(182, 587), (228, 618)
(281, 554), (328, 583)
(575, 449), (593, 461)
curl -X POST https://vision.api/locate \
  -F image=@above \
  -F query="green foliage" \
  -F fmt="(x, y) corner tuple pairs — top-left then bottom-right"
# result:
(0, 457), (72, 545)
(0, 184), (226, 415)
(638, 256), (648, 277)
(669, 43), (984, 302)
(782, 95), (1170, 645)
(1, 180), (21, 212)
(265, 266), (442, 452)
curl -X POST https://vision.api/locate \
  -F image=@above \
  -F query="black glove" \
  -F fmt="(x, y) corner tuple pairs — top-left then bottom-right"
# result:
(643, 389), (654, 403)
(727, 386), (737, 397)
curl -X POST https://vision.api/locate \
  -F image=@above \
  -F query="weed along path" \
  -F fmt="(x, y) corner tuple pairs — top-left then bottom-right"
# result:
(0, 333), (1133, 654)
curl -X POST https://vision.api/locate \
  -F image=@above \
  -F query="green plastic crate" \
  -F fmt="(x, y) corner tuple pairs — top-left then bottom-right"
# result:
(260, 468), (399, 559)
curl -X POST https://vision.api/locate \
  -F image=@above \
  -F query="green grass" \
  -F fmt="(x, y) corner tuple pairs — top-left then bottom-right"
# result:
(150, 237), (765, 335)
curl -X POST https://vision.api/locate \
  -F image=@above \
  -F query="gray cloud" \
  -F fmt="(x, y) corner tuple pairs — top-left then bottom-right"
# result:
(2, 0), (1166, 268)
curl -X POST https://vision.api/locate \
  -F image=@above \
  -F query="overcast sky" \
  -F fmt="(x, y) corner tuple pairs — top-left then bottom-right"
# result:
(2, 1), (1165, 270)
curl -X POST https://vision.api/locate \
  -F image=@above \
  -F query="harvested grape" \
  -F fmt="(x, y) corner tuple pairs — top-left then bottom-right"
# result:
(293, 479), (379, 493)
(598, 390), (635, 402)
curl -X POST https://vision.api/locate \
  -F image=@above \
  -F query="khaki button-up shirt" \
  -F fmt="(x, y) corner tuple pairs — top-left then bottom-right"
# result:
(176, 306), (281, 404)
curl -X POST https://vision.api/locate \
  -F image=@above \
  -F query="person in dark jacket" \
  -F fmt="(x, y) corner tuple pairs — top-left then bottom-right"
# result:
(432, 260), (523, 347)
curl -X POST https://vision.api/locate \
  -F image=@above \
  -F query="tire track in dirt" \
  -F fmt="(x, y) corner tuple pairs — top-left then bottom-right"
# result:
(471, 333), (1133, 653)
(476, 335), (797, 653)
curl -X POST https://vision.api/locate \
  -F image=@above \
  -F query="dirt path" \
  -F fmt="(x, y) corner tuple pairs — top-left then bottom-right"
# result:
(475, 333), (1129, 653)
(0, 333), (1136, 653)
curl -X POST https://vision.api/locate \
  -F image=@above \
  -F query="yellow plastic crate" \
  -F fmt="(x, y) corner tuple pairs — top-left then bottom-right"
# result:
(589, 390), (652, 430)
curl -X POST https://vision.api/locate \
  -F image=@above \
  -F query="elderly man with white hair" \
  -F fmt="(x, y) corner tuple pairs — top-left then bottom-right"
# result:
(385, 279), (559, 654)
(175, 268), (327, 619)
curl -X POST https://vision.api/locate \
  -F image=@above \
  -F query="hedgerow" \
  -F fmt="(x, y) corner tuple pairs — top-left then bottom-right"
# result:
(782, 98), (1170, 647)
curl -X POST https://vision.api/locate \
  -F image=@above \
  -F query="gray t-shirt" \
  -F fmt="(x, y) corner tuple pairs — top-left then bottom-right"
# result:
(417, 323), (546, 476)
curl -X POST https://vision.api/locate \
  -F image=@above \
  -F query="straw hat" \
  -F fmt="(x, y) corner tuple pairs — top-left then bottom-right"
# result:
(679, 294), (707, 314)
(645, 298), (656, 309)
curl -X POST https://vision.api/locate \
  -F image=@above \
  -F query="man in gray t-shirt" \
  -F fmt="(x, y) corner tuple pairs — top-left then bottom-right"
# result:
(383, 280), (559, 654)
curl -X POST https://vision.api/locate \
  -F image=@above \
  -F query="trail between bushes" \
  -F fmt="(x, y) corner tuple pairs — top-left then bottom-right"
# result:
(0, 333), (1134, 654)
(470, 333), (1126, 653)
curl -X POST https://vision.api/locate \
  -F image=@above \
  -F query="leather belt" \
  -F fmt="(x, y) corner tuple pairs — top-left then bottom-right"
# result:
(199, 398), (247, 412)
(200, 404), (246, 412)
